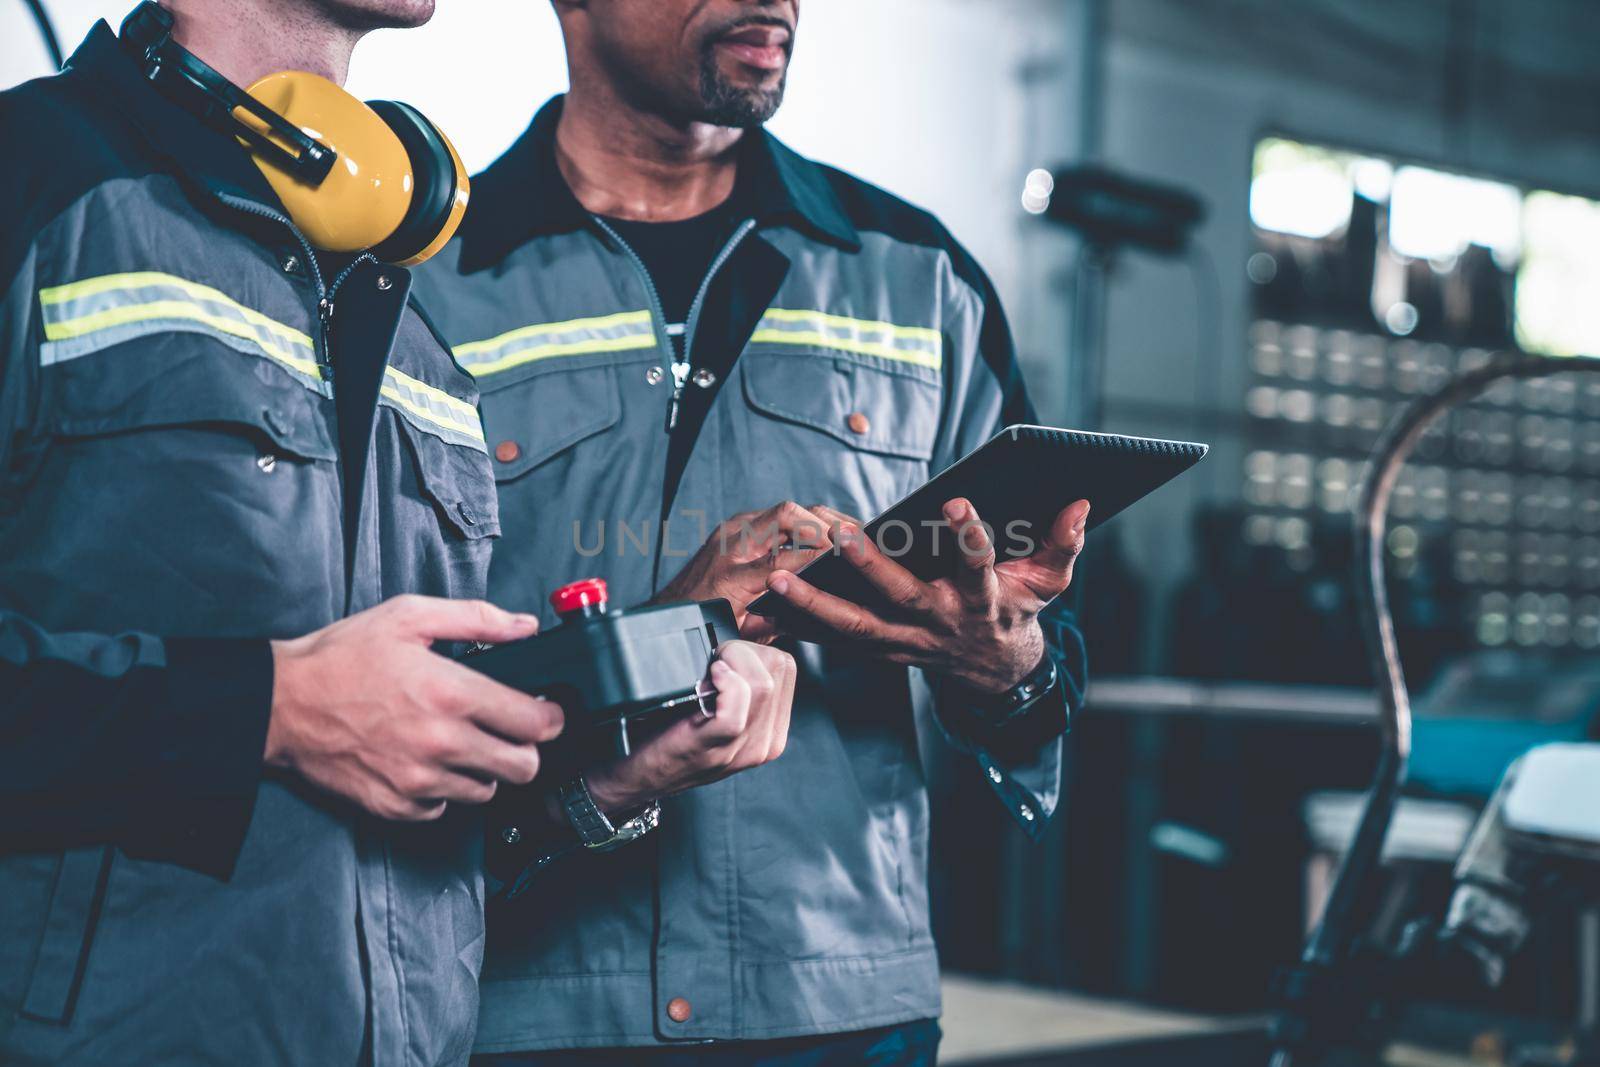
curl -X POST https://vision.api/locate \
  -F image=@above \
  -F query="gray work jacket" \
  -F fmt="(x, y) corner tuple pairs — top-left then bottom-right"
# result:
(414, 97), (1086, 1053)
(1, 25), (498, 1066)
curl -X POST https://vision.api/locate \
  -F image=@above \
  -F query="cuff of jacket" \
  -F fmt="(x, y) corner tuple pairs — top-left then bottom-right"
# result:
(969, 738), (1063, 843)
(933, 673), (1073, 842)
(937, 666), (1073, 765)
(118, 637), (274, 880)
(483, 783), (595, 901)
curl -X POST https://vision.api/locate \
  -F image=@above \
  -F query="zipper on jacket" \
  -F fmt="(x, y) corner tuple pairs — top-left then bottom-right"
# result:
(591, 215), (758, 593)
(666, 345), (693, 428)
(590, 216), (678, 432)
(216, 199), (377, 384)
(216, 195), (337, 376)
(318, 253), (379, 371)
(590, 216), (756, 433)
(676, 219), (757, 429)
(213, 216), (408, 1059)
(214, 196), (384, 613)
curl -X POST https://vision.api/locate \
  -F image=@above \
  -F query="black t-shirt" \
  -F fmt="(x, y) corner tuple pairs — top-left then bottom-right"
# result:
(602, 201), (743, 517)
(602, 202), (740, 359)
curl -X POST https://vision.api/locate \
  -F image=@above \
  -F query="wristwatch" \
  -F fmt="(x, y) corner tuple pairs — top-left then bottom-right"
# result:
(969, 653), (1060, 725)
(558, 776), (661, 852)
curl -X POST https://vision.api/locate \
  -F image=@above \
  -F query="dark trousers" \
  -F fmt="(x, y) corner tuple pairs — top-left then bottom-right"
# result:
(473, 1020), (941, 1067)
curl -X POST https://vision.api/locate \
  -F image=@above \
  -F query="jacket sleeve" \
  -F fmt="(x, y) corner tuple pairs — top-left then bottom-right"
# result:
(0, 235), (275, 880)
(918, 238), (1088, 842)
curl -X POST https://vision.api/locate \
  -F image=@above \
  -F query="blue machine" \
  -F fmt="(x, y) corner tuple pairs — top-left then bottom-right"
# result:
(1408, 650), (1600, 799)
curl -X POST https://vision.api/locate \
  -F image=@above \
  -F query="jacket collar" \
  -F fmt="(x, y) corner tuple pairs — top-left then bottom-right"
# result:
(458, 95), (860, 274)
(68, 21), (283, 209)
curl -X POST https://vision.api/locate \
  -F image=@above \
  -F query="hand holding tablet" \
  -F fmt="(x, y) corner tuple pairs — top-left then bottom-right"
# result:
(763, 495), (1090, 693)
(748, 424), (1208, 693)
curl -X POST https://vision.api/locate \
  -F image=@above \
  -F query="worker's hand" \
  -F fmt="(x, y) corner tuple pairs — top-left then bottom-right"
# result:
(265, 596), (566, 822)
(581, 641), (795, 813)
(653, 502), (836, 640)
(763, 498), (1089, 693)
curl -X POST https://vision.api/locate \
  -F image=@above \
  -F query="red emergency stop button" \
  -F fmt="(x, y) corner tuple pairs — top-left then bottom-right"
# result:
(550, 577), (608, 617)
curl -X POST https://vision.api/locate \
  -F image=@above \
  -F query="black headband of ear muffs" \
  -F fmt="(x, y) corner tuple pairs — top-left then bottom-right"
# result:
(118, 1), (466, 264)
(366, 100), (462, 265)
(120, 1), (337, 185)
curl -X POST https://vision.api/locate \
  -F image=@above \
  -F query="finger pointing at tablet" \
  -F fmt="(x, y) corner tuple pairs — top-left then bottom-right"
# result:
(764, 498), (1088, 695)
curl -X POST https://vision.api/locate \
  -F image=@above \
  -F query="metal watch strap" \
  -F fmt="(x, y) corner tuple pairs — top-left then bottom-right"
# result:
(972, 653), (1060, 724)
(558, 776), (660, 852)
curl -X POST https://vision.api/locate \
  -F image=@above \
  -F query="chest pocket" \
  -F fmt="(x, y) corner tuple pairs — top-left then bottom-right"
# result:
(741, 348), (940, 511)
(398, 417), (502, 540)
(374, 322), (504, 600)
(28, 316), (344, 635)
(37, 269), (336, 458)
(473, 360), (623, 484)
(382, 414), (500, 604)
(45, 336), (336, 460)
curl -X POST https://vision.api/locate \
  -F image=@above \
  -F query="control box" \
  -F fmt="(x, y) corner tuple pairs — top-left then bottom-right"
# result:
(463, 578), (738, 733)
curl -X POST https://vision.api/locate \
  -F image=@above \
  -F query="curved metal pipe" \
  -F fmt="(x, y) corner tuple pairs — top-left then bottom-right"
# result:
(22, 0), (64, 71)
(1272, 353), (1600, 1066)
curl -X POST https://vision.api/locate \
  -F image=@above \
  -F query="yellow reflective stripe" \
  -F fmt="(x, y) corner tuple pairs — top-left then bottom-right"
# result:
(39, 270), (324, 388)
(42, 301), (323, 381)
(454, 310), (658, 377)
(749, 329), (942, 369)
(39, 271), (490, 451)
(385, 368), (479, 426)
(381, 367), (486, 449)
(752, 309), (943, 369)
(40, 271), (315, 349)
(759, 307), (941, 345)
(39, 271), (210, 305)
(460, 333), (657, 377)
(453, 310), (653, 359)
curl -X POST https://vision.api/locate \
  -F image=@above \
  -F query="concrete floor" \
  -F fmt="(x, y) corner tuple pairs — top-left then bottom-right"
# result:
(939, 973), (1256, 1064)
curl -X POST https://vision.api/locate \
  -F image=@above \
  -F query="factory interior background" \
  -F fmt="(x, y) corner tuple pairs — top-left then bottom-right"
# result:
(7, 1), (1600, 1063)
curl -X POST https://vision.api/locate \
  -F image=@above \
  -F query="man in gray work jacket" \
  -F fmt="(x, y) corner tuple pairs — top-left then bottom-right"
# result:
(0, 6), (561, 1064)
(414, 0), (1089, 1061)
(0, 3), (796, 1064)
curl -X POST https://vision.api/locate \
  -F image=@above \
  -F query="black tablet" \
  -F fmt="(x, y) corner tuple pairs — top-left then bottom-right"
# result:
(746, 424), (1208, 617)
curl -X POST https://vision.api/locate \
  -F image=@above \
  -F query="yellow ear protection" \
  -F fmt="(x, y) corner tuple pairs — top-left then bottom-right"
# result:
(119, 2), (468, 266)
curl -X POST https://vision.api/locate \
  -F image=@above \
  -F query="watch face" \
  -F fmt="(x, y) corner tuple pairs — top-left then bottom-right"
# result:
(586, 802), (662, 853)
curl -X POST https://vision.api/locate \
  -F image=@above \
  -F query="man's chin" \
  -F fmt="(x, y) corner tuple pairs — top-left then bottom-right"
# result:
(698, 71), (786, 127)
(333, 0), (435, 30)
(705, 96), (784, 128)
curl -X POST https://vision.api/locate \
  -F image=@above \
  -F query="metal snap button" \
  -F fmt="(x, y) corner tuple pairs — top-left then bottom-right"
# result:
(280, 253), (300, 274)
(1019, 803), (1035, 822)
(502, 827), (521, 845)
(456, 502), (477, 527)
(666, 997), (692, 1023)
(495, 440), (522, 463)
(847, 412), (871, 435)
(645, 366), (664, 386)
(987, 767), (1003, 784)
(376, 274), (393, 291)
(691, 367), (717, 388)
(256, 453), (277, 473)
